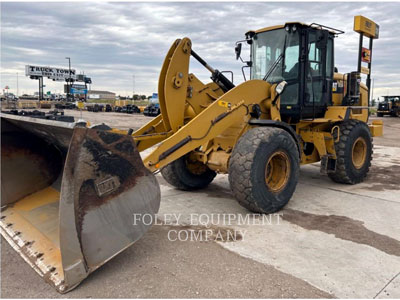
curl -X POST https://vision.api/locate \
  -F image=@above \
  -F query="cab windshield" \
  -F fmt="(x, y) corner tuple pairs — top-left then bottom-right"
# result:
(251, 28), (300, 83)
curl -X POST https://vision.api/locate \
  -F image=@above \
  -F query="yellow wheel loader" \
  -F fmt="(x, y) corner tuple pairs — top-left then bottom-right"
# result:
(1, 16), (382, 292)
(377, 95), (400, 117)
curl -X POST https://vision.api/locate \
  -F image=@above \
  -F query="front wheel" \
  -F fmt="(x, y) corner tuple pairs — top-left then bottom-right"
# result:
(161, 153), (216, 190)
(228, 127), (300, 214)
(328, 120), (373, 184)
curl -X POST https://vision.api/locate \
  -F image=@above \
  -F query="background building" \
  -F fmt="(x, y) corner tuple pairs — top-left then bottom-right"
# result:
(88, 90), (116, 100)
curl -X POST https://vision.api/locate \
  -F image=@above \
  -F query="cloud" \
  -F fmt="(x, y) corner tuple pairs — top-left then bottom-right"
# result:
(1, 2), (399, 98)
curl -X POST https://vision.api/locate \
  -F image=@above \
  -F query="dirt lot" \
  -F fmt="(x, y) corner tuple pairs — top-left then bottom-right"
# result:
(1, 111), (399, 298)
(63, 110), (153, 131)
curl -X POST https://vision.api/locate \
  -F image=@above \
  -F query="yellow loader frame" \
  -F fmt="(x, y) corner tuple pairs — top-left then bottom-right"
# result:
(115, 37), (382, 174)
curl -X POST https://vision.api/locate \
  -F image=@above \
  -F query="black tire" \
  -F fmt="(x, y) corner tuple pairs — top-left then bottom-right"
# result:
(161, 154), (216, 190)
(377, 112), (383, 117)
(328, 120), (373, 184)
(228, 127), (300, 214)
(391, 110), (399, 117)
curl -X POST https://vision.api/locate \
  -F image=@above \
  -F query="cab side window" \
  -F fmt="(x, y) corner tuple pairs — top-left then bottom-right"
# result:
(305, 31), (324, 105)
(280, 33), (300, 105)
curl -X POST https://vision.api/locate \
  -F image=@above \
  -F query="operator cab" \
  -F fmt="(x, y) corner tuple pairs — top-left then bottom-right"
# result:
(245, 23), (340, 122)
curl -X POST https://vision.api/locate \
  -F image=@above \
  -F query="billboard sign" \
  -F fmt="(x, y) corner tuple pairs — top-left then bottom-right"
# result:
(72, 84), (86, 89)
(71, 88), (87, 95)
(25, 65), (76, 81)
(150, 92), (159, 104)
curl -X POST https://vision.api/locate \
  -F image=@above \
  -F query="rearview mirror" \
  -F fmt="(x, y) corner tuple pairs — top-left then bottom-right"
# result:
(235, 43), (242, 60)
(316, 30), (328, 50)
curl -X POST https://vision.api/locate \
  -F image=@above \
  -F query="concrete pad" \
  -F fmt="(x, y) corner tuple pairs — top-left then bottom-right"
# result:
(375, 272), (400, 299)
(155, 144), (400, 298)
(291, 172), (400, 240)
(221, 222), (400, 298)
(297, 146), (400, 204)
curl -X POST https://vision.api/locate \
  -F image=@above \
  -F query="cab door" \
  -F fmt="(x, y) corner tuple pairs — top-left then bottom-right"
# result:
(302, 29), (334, 118)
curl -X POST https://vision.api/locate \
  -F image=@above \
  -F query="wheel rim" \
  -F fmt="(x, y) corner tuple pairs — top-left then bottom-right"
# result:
(352, 137), (367, 169)
(265, 151), (290, 193)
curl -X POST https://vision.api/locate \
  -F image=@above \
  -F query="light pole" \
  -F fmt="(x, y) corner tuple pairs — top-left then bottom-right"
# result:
(132, 75), (135, 102)
(16, 72), (19, 97)
(66, 57), (71, 101)
(371, 78), (374, 106)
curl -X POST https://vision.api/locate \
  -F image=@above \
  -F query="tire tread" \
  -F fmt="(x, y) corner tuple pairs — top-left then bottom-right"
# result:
(328, 120), (373, 184)
(229, 127), (299, 213)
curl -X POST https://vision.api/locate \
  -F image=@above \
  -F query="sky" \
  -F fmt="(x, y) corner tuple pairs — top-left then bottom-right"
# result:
(1, 1), (399, 99)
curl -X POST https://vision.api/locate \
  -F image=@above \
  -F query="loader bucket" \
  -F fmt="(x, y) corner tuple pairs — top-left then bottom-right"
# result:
(1, 113), (160, 293)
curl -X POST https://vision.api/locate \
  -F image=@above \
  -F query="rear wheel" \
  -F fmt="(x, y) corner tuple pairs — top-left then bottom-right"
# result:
(328, 120), (373, 184)
(377, 112), (383, 117)
(228, 127), (300, 214)
(161, 153), (216, 190)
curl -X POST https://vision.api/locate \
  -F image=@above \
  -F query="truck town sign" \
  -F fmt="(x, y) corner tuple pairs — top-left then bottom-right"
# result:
(25, 65), (76, 81)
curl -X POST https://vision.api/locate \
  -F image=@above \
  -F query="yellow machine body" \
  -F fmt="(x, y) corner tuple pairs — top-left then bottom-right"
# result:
(131, 37), (382, 173)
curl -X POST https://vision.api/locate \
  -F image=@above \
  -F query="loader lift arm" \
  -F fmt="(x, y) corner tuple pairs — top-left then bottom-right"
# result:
(143, 79), (271, 172)
(128, 38), (272, 172)
(131, 38), (236, 147)
(130, 38), (275, 172)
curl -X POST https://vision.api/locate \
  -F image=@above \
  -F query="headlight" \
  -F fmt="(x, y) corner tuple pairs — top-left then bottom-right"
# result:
(275, 81), (288, 95)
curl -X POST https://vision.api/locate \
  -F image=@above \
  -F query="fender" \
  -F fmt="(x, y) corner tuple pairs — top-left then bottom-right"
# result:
(248, 119), (301, 158)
